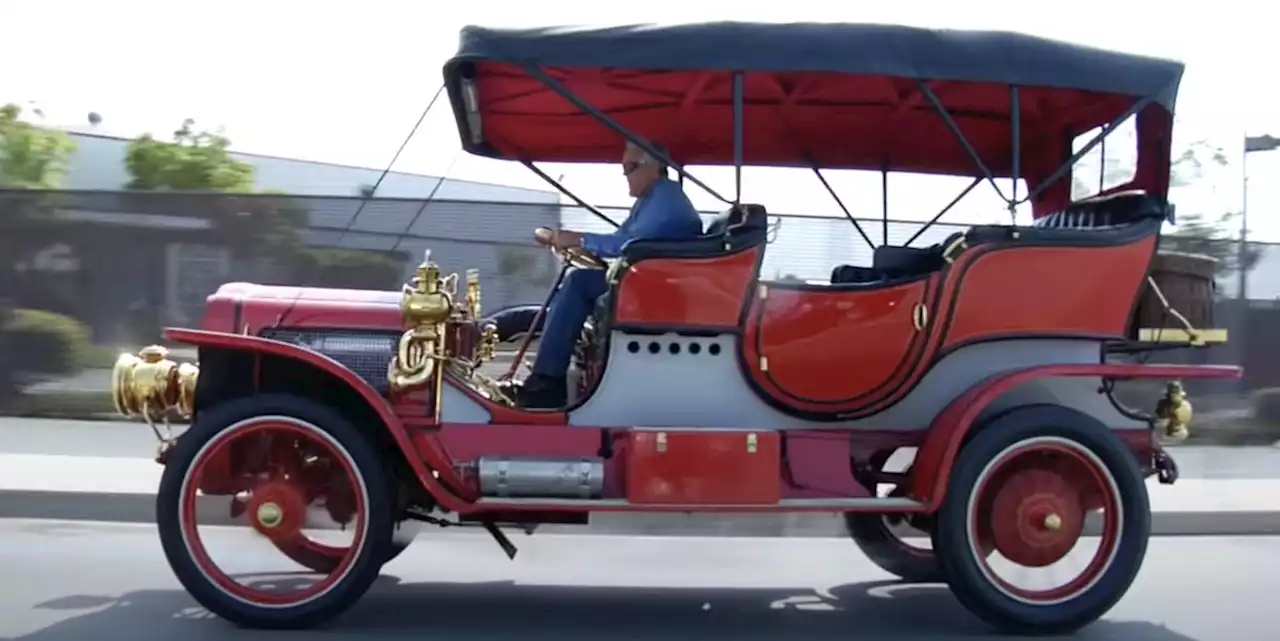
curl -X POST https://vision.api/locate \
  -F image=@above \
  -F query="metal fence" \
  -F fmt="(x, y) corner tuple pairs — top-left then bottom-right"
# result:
(1, 188), (1277, 437)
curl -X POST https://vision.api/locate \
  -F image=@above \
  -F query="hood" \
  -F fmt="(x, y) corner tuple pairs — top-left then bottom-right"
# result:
(203, 282), (405, 334)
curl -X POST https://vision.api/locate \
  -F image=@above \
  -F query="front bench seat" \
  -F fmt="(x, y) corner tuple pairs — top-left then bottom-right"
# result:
(619, 203), (769, 262)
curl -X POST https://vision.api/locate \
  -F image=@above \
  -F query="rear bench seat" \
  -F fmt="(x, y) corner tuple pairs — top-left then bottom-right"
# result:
(828, 191), (1171, 285)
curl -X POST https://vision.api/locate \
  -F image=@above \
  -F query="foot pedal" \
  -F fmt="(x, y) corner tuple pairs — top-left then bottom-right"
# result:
(483, 521), (519, 560)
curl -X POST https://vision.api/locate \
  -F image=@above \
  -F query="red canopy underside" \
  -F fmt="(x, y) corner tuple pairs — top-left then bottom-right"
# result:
(472, 62), (1135, 179)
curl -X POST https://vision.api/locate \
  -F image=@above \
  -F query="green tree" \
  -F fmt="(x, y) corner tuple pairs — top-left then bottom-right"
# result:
(0, 103), (77, 189)
(124, 119), (253, 191)
(123, 120), (307, 255)
(1161, 139), (1260, 277)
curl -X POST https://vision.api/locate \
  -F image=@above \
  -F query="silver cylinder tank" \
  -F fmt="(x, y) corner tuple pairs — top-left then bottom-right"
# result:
(476, 456), (605, 499)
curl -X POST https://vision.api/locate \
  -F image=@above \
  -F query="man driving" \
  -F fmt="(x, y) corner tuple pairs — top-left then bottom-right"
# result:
(518, 139), (703, 409)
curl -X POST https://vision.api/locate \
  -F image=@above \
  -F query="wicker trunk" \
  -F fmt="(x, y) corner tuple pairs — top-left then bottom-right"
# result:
(1134, 250), (1218, 331)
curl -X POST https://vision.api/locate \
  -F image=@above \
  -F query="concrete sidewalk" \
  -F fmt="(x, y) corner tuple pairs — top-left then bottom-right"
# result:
(1, 451), (1277, 537)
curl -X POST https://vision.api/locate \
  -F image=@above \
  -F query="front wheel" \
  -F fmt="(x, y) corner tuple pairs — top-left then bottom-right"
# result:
(273, 520), (422, 572)
(932, 407), (1151, 635)
(156, 394), (396, 629)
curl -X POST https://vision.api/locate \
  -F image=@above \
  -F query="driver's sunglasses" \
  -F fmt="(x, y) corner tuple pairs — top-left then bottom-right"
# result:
(622, 161), (643, 175)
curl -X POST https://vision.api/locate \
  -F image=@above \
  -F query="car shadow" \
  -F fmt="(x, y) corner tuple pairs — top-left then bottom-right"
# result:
(20, 574), (1199, 641)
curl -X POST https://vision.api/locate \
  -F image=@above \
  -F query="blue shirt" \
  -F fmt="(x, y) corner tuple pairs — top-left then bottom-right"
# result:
(580, 178), (703, 258)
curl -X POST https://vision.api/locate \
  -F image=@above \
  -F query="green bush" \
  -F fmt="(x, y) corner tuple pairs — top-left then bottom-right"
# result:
(3, 308), (95, 377)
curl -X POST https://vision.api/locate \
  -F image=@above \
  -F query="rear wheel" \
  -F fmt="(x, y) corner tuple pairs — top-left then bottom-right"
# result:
(845, 450), (942, 582)
(156, 394), (396, 629)
(932, 408), (1150, 635)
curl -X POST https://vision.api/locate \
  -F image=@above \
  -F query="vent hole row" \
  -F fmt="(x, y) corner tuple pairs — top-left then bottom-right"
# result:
(625, 340), (722, 356)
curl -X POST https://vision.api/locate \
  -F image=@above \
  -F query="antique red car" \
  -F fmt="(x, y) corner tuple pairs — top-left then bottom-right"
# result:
(110, 21), (1238, 634)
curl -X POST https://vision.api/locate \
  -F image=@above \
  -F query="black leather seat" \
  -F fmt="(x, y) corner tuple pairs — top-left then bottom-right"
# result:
(829, 232), (964, 284)
(828, 192), (1171, 285)
(1030, 190), (1170, 230)
(620, 203), (769, 262)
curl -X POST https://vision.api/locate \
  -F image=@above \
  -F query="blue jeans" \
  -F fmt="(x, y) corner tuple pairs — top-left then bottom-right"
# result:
(532, 268), (608, 378)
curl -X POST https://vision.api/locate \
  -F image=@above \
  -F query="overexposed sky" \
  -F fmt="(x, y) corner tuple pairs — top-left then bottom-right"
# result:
(3, 0), (1280, 239)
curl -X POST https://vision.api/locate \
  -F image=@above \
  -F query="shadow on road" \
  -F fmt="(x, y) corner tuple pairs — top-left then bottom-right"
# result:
(20, 574), (1198, 641)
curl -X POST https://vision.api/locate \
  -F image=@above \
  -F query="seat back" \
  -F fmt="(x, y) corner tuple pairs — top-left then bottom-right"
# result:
(1031, 190), (1171, 230)
(620, 203), (769, 261)
(706, 203), (769, 237)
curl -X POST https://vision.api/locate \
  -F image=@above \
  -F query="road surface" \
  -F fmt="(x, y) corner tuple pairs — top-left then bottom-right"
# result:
(0, 518), (1274, 641)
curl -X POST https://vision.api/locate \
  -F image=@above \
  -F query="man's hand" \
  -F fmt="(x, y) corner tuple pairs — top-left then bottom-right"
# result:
(552, 230), (583, 250)
(536, 228), (584, 250)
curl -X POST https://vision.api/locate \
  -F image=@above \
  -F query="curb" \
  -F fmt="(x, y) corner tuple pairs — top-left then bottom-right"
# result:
(3, 489), (1280, 537)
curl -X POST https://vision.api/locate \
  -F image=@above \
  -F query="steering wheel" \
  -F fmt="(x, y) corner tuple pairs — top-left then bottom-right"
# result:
(534, 227), (608, 270)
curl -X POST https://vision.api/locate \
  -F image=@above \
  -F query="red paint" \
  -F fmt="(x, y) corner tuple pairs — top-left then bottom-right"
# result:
(180, 417), (367, 606)
(780, 431), (872, 498)
(163, 328), (472, 512)
(908, 362), (1242, 507)
(614, 248), (760, 328)
(941, 239), (1156, 348)
(205, 283), (403, 334)
(436, 423), (602, 461)
(971, 440), (1122, 602)
(742, 278), (934, 414)
(625, 430), (782, 505)
(459, 62), (1169, 214)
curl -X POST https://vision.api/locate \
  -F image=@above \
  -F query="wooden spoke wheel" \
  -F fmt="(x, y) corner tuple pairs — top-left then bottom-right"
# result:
(156, 394), (396, 630)
(267, 520), (422, 573)
(932, 409), (1150, 635)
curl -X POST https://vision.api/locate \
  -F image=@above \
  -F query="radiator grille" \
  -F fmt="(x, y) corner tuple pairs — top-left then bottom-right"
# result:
(259, 328), (399, 394)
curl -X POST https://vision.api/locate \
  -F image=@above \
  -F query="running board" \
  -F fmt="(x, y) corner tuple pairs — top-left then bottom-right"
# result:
(473, 496), (924, 512)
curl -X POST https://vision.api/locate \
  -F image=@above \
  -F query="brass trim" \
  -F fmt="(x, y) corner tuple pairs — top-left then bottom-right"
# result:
(746, 433), (758, 454)
(759, 356), (769, 371)
(912, 303), (928, 331)
(655, 431), (668, 453)
(758, 284), (769, 300)
(942, 235), (968, 264)
(1137, 328), (1229, 345)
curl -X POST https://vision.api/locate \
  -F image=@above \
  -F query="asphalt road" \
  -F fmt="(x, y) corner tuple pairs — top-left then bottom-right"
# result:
(3, 416), (1278, 477)
(0, 518), (1275, 641)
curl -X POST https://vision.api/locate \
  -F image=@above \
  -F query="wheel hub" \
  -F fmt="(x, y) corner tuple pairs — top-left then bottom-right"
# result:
(988, 467), (1084, 567)
(246, 481), (307, 541)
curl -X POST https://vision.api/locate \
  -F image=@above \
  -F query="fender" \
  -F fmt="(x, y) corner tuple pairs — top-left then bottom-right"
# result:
(164, 328), (474, 512)
(907, 362), (1241, 509)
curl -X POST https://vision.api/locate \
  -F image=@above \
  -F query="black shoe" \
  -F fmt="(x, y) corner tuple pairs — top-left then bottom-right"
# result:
(516, 374), (567, 409)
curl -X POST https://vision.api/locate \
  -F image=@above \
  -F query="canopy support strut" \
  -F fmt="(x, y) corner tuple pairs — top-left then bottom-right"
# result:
(523, 62), (733, 206)
(918, 80), (1010, 205)
(1028, 96), (1154, 203)
(522, 160), (621, 229)
(1010, 85), (1021, 224)
(903, 177), (982, 247)
(810, 163), (875, 249)
(732, 71), (744, 204)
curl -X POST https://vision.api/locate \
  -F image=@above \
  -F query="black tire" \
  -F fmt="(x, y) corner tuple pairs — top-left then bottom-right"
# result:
(156, 393), (396, 629)
(846, 450), (942, 583)
(932, 406), (1151, 635)
(845, 510), (942, 583)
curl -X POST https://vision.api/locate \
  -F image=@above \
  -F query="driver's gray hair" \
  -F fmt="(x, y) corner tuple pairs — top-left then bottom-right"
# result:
(626, 138), (671, 175)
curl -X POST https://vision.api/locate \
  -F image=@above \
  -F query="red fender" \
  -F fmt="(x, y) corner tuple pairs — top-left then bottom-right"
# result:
(164, 328), (472, 512)
(908, 362), (1241, 510)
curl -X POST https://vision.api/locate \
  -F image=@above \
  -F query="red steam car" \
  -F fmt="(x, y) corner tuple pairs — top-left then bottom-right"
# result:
(110, 21), (1237, 634)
